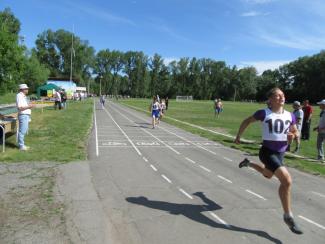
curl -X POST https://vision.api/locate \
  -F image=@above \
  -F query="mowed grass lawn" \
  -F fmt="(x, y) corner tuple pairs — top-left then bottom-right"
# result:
(119, 99), (325, 176)
(0, 99), (93, 162)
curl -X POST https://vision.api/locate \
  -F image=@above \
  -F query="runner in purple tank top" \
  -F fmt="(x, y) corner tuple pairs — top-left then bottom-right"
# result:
(235, 88), (303, 234)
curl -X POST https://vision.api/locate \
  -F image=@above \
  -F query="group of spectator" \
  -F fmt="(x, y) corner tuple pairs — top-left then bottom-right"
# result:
(290, 99), (325, 161)
(54, 90), (67, 110)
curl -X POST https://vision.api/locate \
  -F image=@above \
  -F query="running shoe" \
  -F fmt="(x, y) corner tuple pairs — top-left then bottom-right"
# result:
(239, 158), (250, 168)
(283, 216), (303, 234)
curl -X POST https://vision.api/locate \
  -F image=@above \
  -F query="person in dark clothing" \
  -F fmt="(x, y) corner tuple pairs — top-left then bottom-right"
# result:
(301, 100), (313, 140)
(165, 97), (169, 110)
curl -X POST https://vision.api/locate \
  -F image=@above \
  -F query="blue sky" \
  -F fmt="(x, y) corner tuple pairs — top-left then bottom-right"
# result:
(1, 0), (325, 73)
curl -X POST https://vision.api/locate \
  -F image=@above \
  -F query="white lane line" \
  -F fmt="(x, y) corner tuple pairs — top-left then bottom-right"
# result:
(158, 126), (217, 155)
(311, 191), (325, 198)
(150, 165), (158, 171)
(298, 215), (325, 230)
(245, 189), (267, 200)
(217, 175), (233, 183)
(93, 100), (99, 156)
(179, 188), (193, 199)
(223, 157), (233, 162)
(161, 174), (172, 184)
(143, 157), (148, 162)
(185, 157), (196, 164)
(199, 165), (212, 173)
(103, 108), (142, 156)
(209, 212), (231, 228)
(110, 105), (181, 155)
(111, 102), (218, 155)
(141, 129), (181, 155)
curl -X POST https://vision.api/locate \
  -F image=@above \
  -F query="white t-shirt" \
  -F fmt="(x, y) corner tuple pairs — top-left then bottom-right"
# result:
(256, 108), (293, 141)
(152, 101), (160, 111)
(16, 92), (31, 115)
(293, 109), (304, 131)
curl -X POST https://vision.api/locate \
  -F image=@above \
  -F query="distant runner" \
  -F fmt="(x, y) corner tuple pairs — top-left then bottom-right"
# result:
(100, 95), (105, 109)
(150, 96), (160, 129)
(214, 98), (223, 118)
(235, 87), (303, 235)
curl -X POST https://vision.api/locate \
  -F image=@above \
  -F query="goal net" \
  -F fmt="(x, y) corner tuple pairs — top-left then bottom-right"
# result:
(176, 96), (193, 102)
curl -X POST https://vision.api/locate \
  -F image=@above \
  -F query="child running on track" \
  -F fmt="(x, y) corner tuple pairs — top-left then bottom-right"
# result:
(235, 87), (303, 235)
(150, 96), (160, 129)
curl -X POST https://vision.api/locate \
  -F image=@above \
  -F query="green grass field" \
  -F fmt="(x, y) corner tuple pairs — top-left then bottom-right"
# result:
(0, 92), (16, 104)
(0, 99), (93, 162)
(119, 99), (325, 176)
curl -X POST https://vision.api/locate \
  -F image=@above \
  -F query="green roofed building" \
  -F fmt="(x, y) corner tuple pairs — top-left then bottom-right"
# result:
(36, 83), (61, 98)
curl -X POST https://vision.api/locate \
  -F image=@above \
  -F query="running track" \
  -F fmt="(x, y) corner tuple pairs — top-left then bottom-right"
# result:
(88, 100), (325, 244)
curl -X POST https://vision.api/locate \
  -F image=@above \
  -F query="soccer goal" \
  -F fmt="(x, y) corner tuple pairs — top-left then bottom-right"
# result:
(176, 96), (193, 102)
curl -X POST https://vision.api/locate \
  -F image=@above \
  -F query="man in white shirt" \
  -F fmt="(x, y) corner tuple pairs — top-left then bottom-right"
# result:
(16, 84), (34, 151)
(54, 90), (62, 110)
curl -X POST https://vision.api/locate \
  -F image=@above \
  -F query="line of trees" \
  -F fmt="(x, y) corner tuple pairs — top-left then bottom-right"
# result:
(1, 8), (325, 102)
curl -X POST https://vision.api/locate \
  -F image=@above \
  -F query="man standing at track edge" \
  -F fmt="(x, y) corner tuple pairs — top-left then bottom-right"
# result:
(234, 87), (303, 235)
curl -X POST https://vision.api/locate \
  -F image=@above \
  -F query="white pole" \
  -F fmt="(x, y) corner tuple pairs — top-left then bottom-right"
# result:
(70, 24), (74, 82)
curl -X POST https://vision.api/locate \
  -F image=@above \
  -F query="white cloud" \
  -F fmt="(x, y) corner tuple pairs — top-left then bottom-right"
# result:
(241, 11), (269, 17)
(157, 25), (191, 42)
(67, 2), (136, 26)
(260, 33), (325, 50)
(239, 60), (290, 74)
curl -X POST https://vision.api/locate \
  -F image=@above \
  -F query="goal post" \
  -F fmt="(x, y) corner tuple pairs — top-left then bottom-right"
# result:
(176, 96), (193, 102)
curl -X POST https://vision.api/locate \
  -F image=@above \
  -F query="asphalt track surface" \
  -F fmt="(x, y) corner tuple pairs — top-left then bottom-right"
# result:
(88, 100), (325, 244)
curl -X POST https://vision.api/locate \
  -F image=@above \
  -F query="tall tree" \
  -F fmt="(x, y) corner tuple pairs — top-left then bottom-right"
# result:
(33, 29), (95, 83)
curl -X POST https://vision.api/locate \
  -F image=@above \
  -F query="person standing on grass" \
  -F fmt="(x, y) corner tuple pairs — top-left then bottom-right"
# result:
(16, 84), (34, 151)
(150, 96), (160, 129)
(301, 100), (313, 140)
(235, 87), (303, 234)
(292, 101), (304, 153)
(214, 98), (223, 118)
(54, 90), (62, 110)
(313, 99), (325, 161)
(165, 97), (169, 110)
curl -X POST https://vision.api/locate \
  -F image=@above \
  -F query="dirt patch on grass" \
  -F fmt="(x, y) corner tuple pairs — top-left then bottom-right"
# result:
(0, 162), (70, 243)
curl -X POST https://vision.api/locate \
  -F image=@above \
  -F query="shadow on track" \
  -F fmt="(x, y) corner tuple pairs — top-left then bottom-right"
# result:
(126, 192), (282, 244)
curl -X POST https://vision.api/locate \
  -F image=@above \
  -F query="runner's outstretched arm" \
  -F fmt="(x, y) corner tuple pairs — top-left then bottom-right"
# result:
(235, 116), (257, 144)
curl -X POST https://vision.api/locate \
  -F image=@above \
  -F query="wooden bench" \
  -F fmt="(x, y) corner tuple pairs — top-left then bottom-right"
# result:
(0, 106), (18, 152)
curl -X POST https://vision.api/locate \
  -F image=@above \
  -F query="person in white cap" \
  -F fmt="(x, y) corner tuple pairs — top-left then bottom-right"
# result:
(313, 99), (325, 161)
(16, 84), (34, 151)
(292, 101), (304, 153)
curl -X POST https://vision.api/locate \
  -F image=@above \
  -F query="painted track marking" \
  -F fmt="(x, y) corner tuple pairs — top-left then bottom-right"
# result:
(179, 188), (193, 199)
(185, 157), (196, 164)
(245, 189), (267, 200)
(150, 165), (158, 171)
(199, 165), (212, 173)
(209, 212), (230, 228)
(162, 174), (172, 184)
(298, 215), (325, 230)
(93, 100), (99, 156)
(217, 175), (233, 183)
(311, 191), (325, 198)
(103, 107), (142, 156)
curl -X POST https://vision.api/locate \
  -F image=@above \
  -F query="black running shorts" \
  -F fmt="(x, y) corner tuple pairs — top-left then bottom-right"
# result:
(259, 146), (284, 173)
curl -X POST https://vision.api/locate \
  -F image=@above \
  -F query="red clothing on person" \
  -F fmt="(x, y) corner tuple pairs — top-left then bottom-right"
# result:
(303, 105), (313, 120)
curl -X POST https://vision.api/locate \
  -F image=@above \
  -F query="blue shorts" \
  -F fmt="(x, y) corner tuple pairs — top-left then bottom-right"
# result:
(259, 146), (284, 173)
(152, 110), (159, 118)
(216, 108), (222, 113)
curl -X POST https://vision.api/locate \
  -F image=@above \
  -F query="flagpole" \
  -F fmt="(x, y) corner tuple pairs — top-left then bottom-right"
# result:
(70, 24), (74, 82)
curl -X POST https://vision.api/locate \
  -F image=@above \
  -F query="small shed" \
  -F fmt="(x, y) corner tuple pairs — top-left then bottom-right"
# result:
(37, 83), (61, 98)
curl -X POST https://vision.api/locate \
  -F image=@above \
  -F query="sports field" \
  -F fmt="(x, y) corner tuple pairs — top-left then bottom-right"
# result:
(119, 99), (325, 176)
